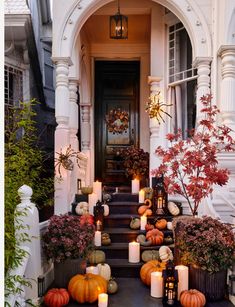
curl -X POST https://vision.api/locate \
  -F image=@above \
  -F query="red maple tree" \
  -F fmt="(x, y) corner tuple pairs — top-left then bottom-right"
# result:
(152, 94), (235, 215)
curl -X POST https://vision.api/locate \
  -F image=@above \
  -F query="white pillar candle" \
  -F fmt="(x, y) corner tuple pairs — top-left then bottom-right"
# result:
(88, 192), (98, 215)
(86, 266), (99, 275)
(93, 181), (102, 201)
(128, 241), (140, 263)
(139, 189), (145, 203)
(94, 231), (101, 247)
(98, 293), (108, 307)
(175, 265), (189, 300)
(151, 271), (163, 298)
(132, 179), (140, 194)
(140, 215), (147, 230)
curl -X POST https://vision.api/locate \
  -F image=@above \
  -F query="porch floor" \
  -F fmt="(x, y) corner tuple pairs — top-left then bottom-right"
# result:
(59, 277), (234, 307)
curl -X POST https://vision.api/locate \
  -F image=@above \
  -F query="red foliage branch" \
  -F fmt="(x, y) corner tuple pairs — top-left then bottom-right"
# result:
(152, 94), (235, 215)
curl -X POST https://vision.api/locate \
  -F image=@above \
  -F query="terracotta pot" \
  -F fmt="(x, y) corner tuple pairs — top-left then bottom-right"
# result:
(54, 258), (87, 288)
(189, 265), (227, 301)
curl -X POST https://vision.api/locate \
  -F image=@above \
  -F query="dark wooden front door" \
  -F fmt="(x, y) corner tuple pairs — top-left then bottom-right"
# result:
(95, 61), (140, 186)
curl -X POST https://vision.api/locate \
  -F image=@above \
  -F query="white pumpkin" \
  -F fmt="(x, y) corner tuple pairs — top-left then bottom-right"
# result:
(97, 263), (111, 281)
(159, 246), (174, 262)
(167, 221), (173, 230)
(102, 204), (109, 216)
(168, 201), (180, 216)
(75, 202), (89, 215)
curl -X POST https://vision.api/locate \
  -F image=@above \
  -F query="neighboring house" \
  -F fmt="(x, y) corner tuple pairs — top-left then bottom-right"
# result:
(4, 0), (55, 175)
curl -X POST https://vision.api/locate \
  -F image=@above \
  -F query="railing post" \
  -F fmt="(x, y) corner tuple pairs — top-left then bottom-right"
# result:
(17, 185), (42, 302)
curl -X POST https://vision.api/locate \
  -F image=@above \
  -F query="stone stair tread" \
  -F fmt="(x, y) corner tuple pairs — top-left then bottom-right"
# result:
(105, 214), (174, 220)
(96, 242), (174, 250)
(105, 258), (144, 267)
(103, 227), (173, 235)
(108, 201), (140, 206)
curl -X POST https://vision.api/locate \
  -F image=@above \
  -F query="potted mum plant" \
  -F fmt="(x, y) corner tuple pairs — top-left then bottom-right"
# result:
(152, 94), (235, 216)
(43, 214), (95, 287)
(120, 146), (149, 186)
(173, 216), (235, 301)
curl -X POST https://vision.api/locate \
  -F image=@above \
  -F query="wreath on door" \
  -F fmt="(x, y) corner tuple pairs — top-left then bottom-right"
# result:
(105, 108), (129, 134)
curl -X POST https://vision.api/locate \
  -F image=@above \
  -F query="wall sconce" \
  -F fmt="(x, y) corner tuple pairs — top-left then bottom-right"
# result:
(152, 175), (168, 215)
(162, 261), (178, 306)
(110, 0), (128, 39)
(146, 91), (172, 124)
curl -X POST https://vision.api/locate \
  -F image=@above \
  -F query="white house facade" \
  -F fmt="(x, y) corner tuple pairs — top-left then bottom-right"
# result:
(51, 0), (235, 215)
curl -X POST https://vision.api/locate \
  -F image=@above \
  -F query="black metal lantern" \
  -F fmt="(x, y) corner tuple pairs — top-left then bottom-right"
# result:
(152, 175), (168, 215)
(93, 200), (104, 231)
(110, 0), (128, 39)
(229, 274), (235, 295)
(162, 261), (178, 306)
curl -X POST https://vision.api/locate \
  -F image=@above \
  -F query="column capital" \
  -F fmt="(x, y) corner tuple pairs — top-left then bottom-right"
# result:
(148, 76), (162, 84)
(52, 56), (73, 66)
(218, 45), (235, 56)
(192, 57), (212, 68)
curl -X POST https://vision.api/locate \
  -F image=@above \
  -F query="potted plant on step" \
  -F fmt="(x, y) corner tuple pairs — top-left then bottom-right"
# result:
(42, 214), (95, 287)
(172, 215), (235, 301)
(152, 94), (235, 216)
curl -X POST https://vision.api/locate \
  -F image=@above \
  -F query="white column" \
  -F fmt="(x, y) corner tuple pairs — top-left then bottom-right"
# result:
(219, 46), (235, 132)
(193, 57), (212, 124)
(69, 79), (79, 200)
(53, 58), (71, 214)
(148, 76), (162, 187)
(80, 103), (91, 185)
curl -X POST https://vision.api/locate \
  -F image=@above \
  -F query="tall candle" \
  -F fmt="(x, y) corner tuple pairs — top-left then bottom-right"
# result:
(151, 271), (163, 298)
(86, 266), (99, 275)
(175, 265), (189, 300)
(132, 179), (140, 194)
(139, 189), (145, 203)
(98, 293), (108, 307)
(93, 181), (102, 201)
(140, 215), (147, 230)
(94, 231), (101, 246)
(88, 192), (98, 215)
(128, 241), (140, 263)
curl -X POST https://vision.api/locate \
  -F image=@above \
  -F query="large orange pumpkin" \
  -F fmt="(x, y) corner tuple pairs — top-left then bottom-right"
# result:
(44, 288), (70, 307)
(180, 289), (206, 307)
(146, 229), (164, 245)
(68, 273), (107, 303)
(140, 260), (166, 286)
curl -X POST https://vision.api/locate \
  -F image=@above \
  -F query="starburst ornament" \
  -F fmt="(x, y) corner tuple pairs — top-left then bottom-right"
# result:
(146, 91), (172, 124)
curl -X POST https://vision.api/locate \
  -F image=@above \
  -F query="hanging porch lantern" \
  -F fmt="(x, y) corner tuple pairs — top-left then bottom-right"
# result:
(110, 0), (128, 39)
(152, 175), (168, 215)
(162, 261), (179, 306)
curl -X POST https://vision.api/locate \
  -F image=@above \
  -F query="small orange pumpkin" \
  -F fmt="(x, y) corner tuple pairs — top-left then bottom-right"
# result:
(146, 229), (164, 245)
(155, 218), (167, 230)
(44, 288), (70, 307)
(68, 273), (107, 303)
(180, 289), (206, 307)
(140, 260), (166, 286)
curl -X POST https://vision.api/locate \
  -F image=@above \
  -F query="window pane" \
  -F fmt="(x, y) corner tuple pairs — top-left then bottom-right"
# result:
(44, 64), (54, 88)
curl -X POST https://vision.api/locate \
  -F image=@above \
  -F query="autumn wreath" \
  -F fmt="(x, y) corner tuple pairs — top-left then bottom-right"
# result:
(105, 108), (129, 134)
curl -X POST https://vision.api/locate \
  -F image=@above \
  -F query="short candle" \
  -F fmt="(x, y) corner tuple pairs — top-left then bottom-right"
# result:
(140, 215), (147, 230)
(128, 241), (140, 263)
(132, 179), (140, 194)
(98, 293), (108, 307)
(175, 265), (189, 300)
(94, 231), (101, 247)
(151, 271), (163, 298)
(139, 189), (145, 203)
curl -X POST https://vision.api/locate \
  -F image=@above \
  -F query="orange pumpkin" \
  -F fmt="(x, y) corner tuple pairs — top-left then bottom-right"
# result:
(146, 229), (164, 245)
(140, 260), (166, 286)
(155, 218), (167, 230)
(68, 273), (107, 303)
(44, 288), (70, 307)
(180, 289), (206, 307)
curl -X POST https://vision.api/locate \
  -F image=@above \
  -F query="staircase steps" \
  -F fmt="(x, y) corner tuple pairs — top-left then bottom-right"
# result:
(91, 191), (175, 278)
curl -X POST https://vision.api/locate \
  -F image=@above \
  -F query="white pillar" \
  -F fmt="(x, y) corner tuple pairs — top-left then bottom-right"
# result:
(80, 103), (91, 185)
(53, 58), (71, 214)
(148, 76), (162, 186)
(193, 57), (212, 124)
(219, 46), (235, 133)
(68, 79), (79, 200)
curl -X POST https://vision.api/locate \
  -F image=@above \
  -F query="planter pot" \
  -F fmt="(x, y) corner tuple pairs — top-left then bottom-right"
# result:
(189, 265), (227, 301)
(54, 258), (87, 288)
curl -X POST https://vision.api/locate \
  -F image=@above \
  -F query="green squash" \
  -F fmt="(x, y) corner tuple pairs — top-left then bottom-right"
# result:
(141, 250), (160, 262)
(136, 234), (152, 246)
(130, 217), (140, 229)
(101, 233), (111, 246)
(107, 277), (118, 294)
(163, 236), (174, 245)
(88, 250), (106, 264)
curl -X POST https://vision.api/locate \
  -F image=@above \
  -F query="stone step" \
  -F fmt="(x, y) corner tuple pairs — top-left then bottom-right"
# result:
(110, 193), (139, 202)
(108, 201), (140, 215)
(105, 258), (143, 278)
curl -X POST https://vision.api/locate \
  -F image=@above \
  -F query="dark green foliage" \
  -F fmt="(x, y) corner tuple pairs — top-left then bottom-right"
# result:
(5, 100), (54, 302)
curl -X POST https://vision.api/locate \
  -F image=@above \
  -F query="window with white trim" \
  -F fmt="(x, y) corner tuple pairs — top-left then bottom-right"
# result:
(4, 65), (23, 107)
(168, 22), (197, 137)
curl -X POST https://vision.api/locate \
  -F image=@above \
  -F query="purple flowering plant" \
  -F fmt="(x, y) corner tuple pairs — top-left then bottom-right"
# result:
(43, 214), (95, 263)
(174, 216), (235, 273)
